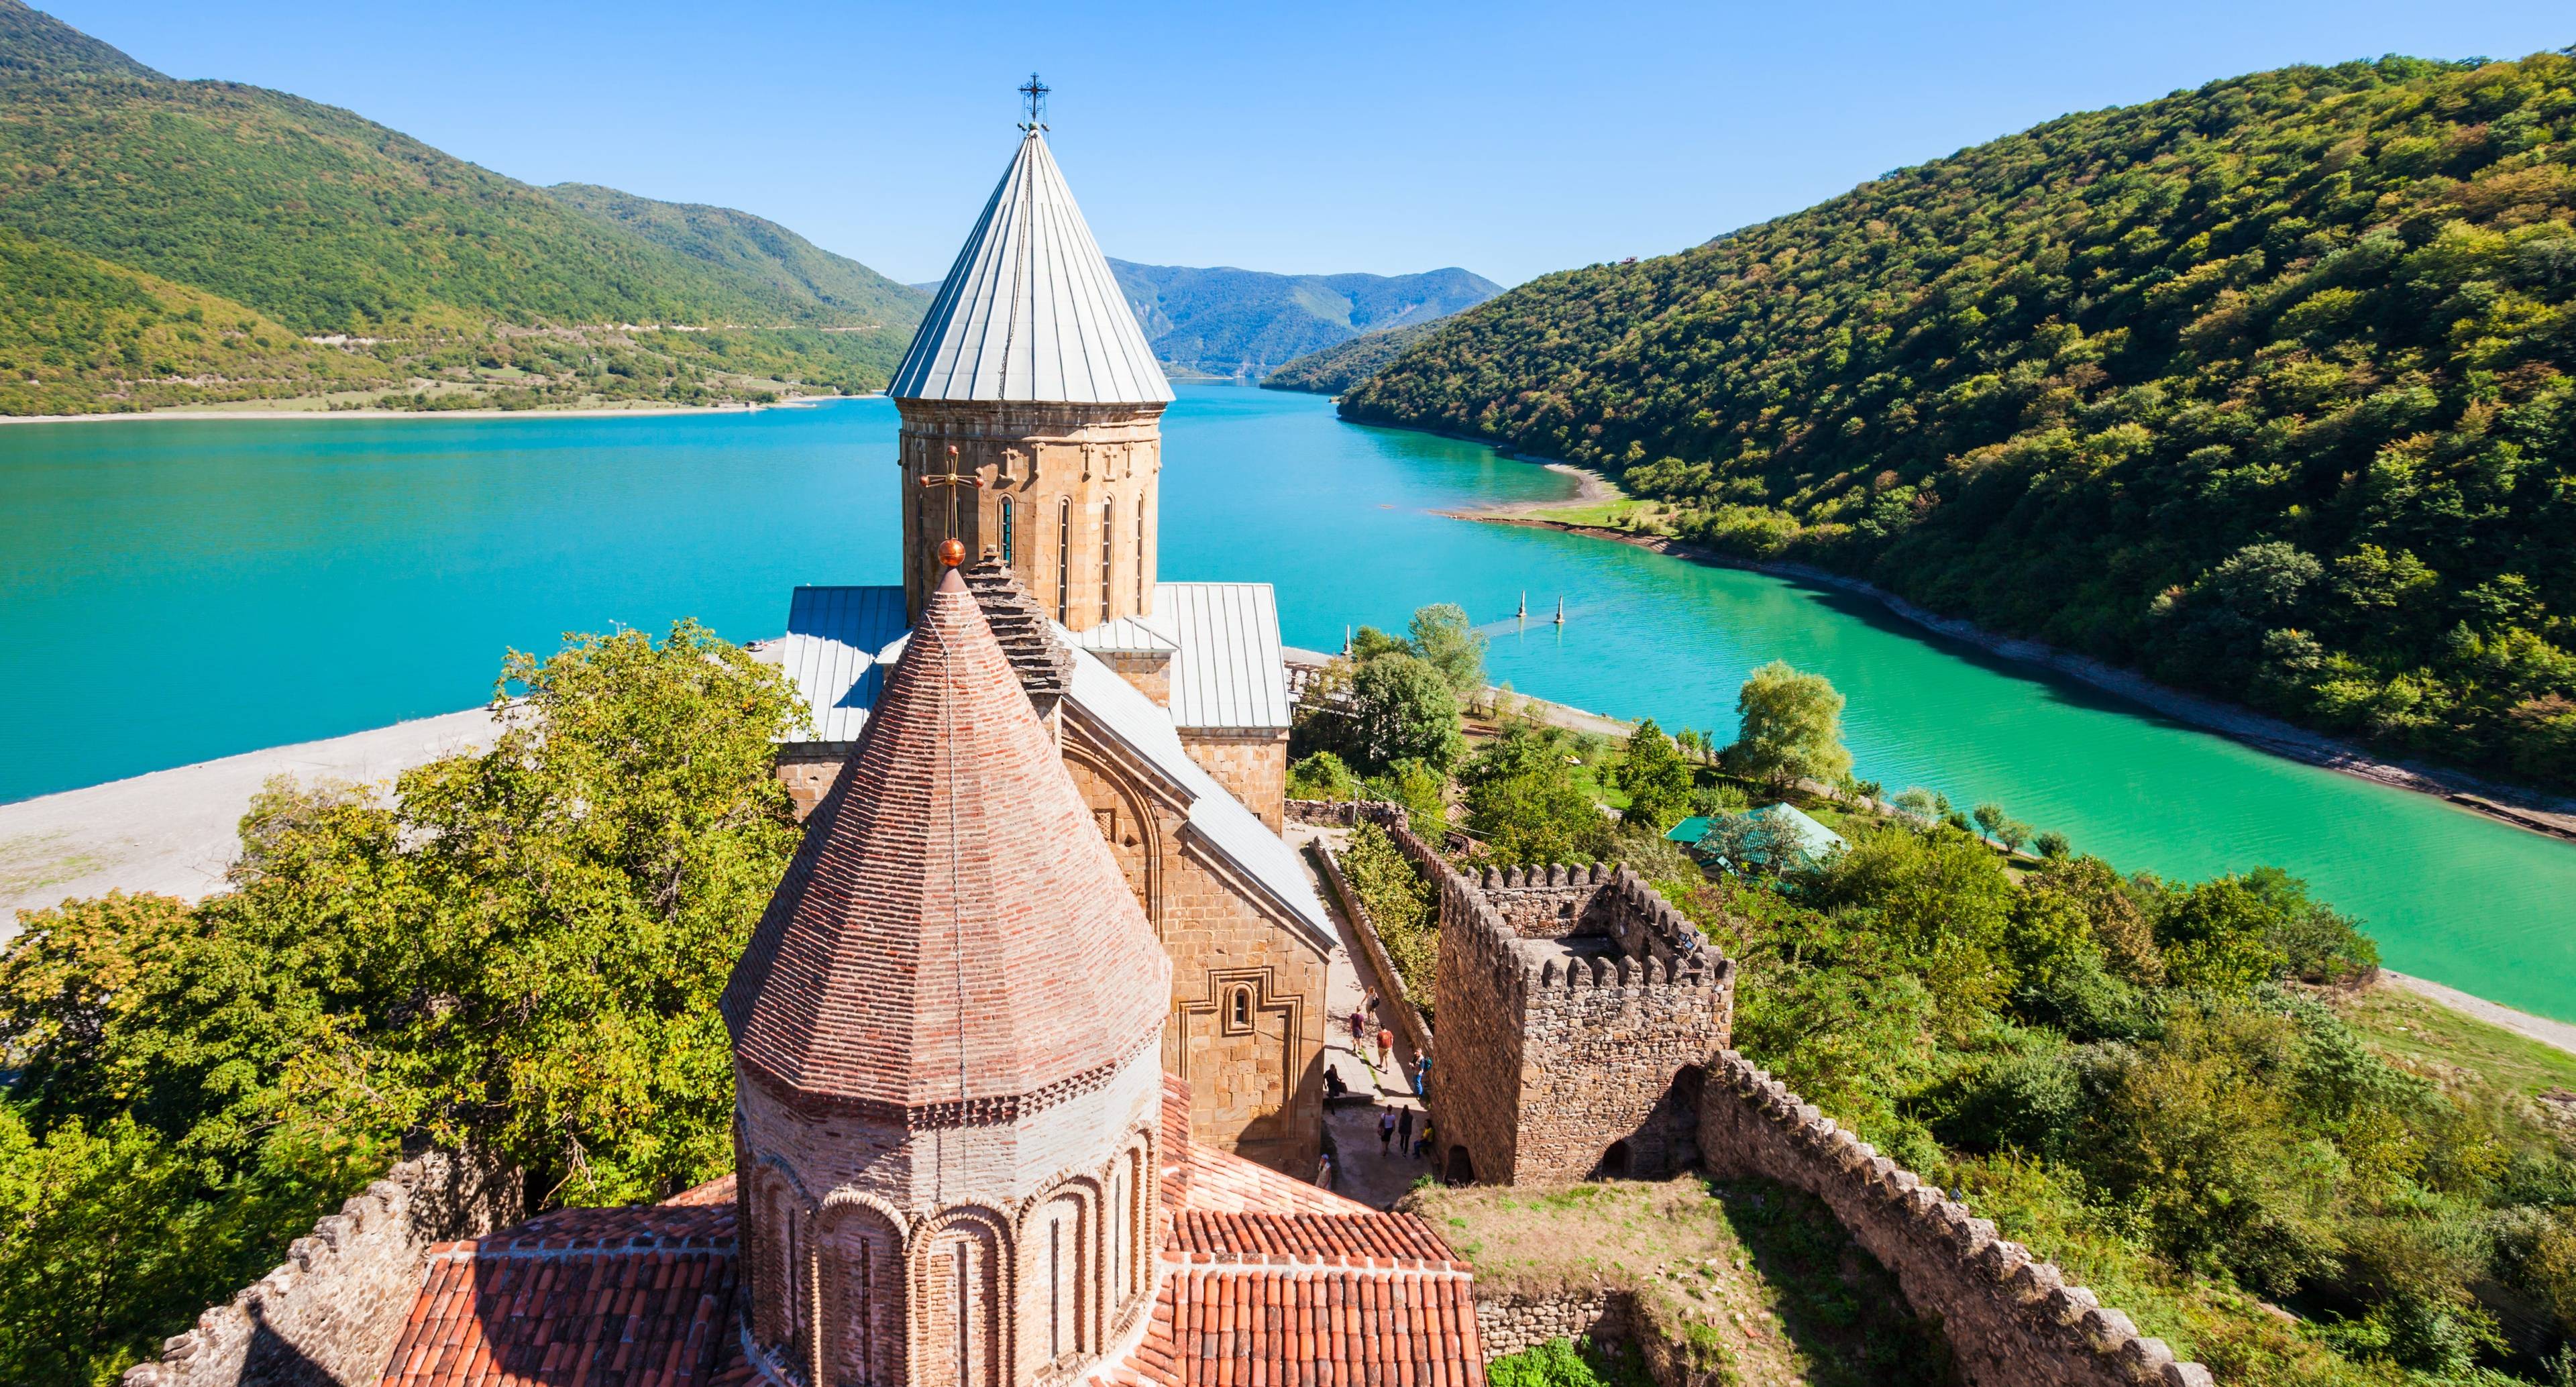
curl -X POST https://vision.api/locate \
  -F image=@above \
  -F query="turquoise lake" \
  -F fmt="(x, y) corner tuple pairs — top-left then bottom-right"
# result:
(3, 385), (2572, 1020)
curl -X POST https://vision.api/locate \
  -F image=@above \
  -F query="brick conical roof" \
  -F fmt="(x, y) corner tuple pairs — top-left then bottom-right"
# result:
(722, 568), (1170, 1117)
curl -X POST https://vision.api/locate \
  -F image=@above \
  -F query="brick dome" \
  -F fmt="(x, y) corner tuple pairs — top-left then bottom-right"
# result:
(722, 567), (1171, 1115)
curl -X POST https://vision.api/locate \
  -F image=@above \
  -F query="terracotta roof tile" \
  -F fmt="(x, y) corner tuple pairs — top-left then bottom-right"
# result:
(1089, 1254), (1485, 1387)
(378, 1207), (743, 1387)
(722, 566), (1171, 1115)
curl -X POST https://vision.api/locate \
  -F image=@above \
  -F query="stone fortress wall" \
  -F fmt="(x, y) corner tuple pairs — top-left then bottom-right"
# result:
(1291, 797), (2212, 1387)
(1700, 1052), (2212, 1387)
(121, 1149), (521, 1387)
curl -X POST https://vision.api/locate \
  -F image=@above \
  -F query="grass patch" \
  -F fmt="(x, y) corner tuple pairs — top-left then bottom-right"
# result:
(1525, 498), (1676, 533)
(1406, 1176), (1947, 1386)
(2329, 980), (2576, 1099)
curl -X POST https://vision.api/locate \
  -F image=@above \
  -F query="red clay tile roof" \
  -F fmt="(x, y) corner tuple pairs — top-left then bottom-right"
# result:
(382, 1156), (1484, 1387)
(1090, 1248), (1485, 1387)
(721, 567), (1171, 1116)
(662, 1174), (735, 1207)
(379, 1210), (741, 1387)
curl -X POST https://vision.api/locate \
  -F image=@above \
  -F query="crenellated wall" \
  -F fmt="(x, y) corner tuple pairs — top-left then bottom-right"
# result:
(1425, 853), (1733, 1186)
(121, 1148), (522, 1387)
(1699, 1051), (2214, 1387)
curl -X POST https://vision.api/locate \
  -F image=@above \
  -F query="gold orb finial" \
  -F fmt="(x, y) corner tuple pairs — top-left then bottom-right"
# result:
(938, 538), (967, 568)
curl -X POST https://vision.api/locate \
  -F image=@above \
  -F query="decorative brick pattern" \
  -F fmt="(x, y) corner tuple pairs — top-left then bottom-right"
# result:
(1699, 1052), (2214, 1387)
(896, 400), (1164, 632)
(119, 1149), (522, 1387)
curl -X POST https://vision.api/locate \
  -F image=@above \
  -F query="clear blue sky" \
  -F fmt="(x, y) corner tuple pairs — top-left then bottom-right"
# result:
(39, 1), (2575, 287)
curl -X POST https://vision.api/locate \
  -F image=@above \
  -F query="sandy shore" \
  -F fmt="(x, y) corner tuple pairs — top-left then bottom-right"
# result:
(2387, 971), (2576, 1057)
(0, 708), (496, 933)
(1447, 508), (2576, 842)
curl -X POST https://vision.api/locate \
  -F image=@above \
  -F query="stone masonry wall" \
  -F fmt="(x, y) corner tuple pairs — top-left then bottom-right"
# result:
(1698, 1052), (2213, 1387)
(1307, 814), (1436, 1066)
(1179, 728), (1288, 833)
(123, 1148), (523, 1387)
(1436, 858), (1733, 1186)
(1472, 1289), (1635, 1362)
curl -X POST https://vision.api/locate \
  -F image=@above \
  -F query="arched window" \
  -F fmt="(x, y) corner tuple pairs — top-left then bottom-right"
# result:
(1230, 987), (1251, 1031)
(1000, 498), (1015, 566)
(1135, 494), (1147, 610)
(1055, 498), (1071, 624)
(1099, 498), (1114, 622)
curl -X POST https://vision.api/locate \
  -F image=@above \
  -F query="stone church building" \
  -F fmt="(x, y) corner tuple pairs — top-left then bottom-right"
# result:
(755, 119), (1331, 1180)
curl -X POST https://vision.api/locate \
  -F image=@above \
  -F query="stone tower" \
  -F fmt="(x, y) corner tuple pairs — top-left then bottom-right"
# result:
(888, 121), (1174, 632)
(720, 563), (1175, 1387)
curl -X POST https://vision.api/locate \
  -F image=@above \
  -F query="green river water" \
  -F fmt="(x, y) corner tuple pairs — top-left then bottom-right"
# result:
(3, 386), (2571, 1019)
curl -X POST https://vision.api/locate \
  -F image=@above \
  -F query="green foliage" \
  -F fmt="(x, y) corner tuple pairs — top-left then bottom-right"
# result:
(1407, 602), (1489, 700)
(1613, 718), (1694, 832)
(1364, 758), (1451, 830)
(1670, 806), (2576, 1382)
(0, 620), (802, 1381)
(1727, 661), (1853, 789)
(1340, 822), (1438, 1007)
(0, 16), (923, 412)
(1458, 718), (1614, 865)
(1288, 750), (1361, 801)
(1487, 1337), (1650, 1387)
(1342, 653), (1466, 773)
(1346, 50), (2576, 791)
(1262, 321), (1450, 395)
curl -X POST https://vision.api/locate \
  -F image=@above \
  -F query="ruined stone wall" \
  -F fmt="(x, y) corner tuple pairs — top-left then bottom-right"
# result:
(1697, 1052), (2212, 1387)
(1179, 728), (1288, 833)
(122, 1148), (522, 1387)
(1472, 1290), (1635, 1361)
(1427, 870), (1527, 1186)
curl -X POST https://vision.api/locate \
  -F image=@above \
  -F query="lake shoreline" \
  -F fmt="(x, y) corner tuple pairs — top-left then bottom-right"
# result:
(1440, 508), (2576, 844)
(0, 394), (865, 427)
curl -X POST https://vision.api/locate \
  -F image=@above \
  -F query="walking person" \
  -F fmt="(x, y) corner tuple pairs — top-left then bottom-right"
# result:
(1376, 1026), (1394, 1070)
(1349, 1005), (1365, 1043)
(1397, 1106), (1415, 1154)
(1378, 1107), (1397, 1154)
(1414, 1119), (1433, 1161)
(1316, 1152), (1335, 1190)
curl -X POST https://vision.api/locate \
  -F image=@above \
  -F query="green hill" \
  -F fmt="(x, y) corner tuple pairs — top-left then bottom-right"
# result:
(0, 0), (922, 412)
(1109, 260), (1498, 380)
(547, 183), (927, 330)
(1346, 52), (2576, 792)
(1261, 321), (1449, 395)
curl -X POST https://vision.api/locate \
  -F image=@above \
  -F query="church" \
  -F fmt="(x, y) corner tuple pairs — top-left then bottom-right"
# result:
(359, 106), (1481, 1387)
(754, 109), (1332, 1180)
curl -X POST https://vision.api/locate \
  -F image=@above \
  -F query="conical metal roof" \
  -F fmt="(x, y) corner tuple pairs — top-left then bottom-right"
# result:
(890, 129), (1173, 404)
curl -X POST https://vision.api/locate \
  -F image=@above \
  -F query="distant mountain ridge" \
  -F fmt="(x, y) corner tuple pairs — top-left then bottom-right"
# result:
(1106, 260), (1499, 380)
(0, 0), (924, 413)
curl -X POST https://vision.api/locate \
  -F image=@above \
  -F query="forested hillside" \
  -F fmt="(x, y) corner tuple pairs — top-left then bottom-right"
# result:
(547, 184), (927, 332)
(1260, 321), (1446, 394)
(1110, 260), (1497, 378)
(0, 0), (922, 412)
(1345, 52), (2576, 791)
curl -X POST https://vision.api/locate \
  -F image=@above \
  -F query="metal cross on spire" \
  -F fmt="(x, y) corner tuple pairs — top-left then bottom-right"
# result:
(920, 444), (983, 558)
(1019, 72), (1049, 129)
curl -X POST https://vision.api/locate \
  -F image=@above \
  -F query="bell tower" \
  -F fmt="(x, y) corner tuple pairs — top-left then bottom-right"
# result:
(889, 78), (1173, 632)
(720, 557), (1175, 1387)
